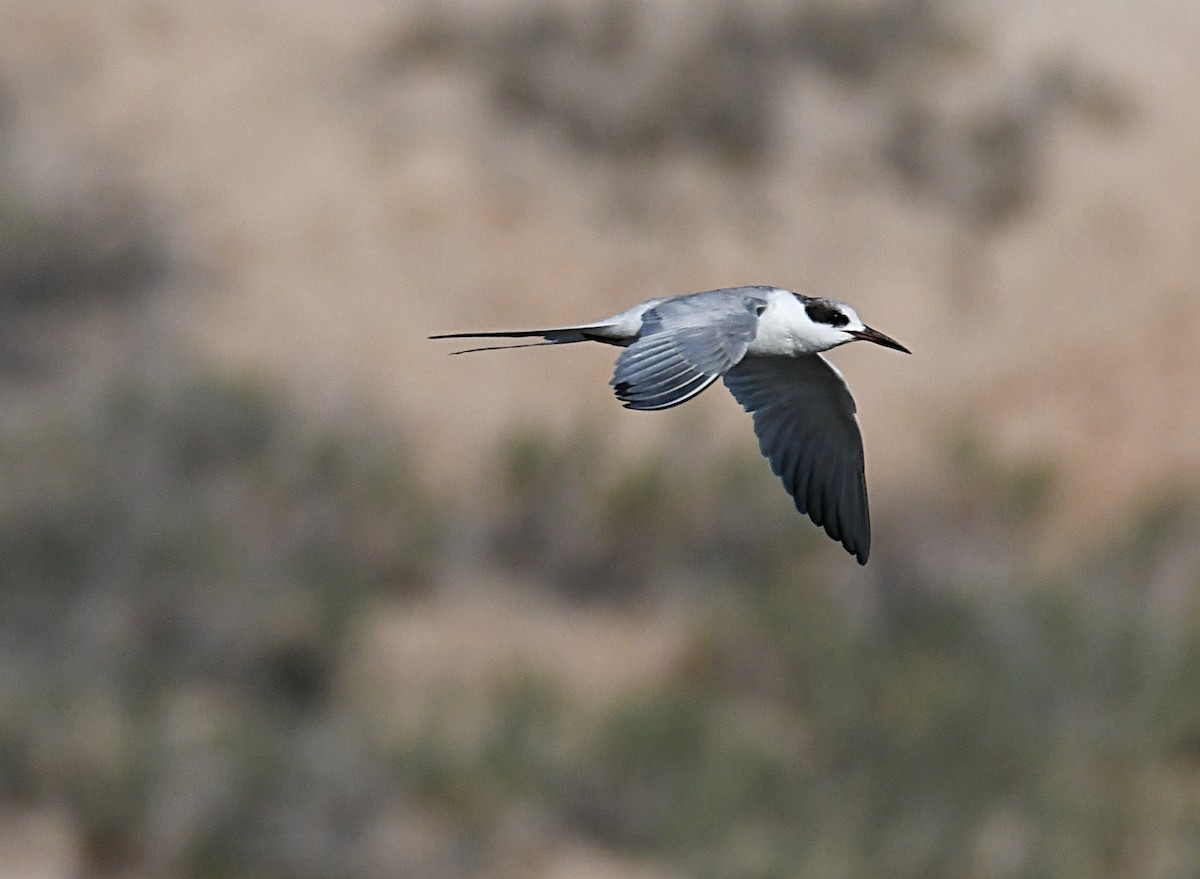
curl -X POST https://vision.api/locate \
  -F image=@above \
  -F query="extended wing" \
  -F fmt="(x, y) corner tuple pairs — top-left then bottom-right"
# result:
(723, 354), (870, 563)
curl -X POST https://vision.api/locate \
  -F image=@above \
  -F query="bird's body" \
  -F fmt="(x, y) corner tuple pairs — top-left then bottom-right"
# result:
(431, 285), (909, 564)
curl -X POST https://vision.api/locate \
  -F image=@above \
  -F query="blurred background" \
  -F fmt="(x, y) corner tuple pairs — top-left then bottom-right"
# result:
(1, 0), (1199, 876)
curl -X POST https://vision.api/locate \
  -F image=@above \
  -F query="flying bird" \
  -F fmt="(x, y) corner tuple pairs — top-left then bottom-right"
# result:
(431, 286), (909, 563)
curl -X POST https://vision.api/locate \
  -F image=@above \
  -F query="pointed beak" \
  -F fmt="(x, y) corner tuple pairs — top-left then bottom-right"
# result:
(849, 326), (911, 354)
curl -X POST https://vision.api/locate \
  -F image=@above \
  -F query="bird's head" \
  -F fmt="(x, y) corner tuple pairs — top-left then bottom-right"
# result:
(802, 298), (911, 354)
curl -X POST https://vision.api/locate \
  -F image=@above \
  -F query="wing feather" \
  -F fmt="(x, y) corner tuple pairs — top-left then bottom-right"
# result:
(611, 291), (765, 411)
(723, 354), (871, 564)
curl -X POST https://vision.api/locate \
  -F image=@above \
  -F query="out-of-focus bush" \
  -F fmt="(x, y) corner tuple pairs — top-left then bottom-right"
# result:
(483, 421), (818, 603)
(389, 488), (1200, 879)
(380, 0), (1128, 236)
(4, 379), (1199, 878)
(0, 181), (167, 375)
(0, 373), (438, 876)
(384, 0), (969, 164)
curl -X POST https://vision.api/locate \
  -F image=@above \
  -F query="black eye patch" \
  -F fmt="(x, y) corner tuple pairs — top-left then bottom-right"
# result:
(805, 301), (849, 327)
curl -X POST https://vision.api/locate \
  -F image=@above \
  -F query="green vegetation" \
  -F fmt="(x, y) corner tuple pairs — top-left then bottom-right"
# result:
(2, 375), (1198, 878)
(487, 422), (813, 602)
(0, 375), (435, 877)
(392, 531), (1200, 879)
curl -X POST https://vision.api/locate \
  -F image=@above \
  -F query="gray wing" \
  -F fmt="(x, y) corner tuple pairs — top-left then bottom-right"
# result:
(611, 291), (765, 411)
(723, 354), (871, 564)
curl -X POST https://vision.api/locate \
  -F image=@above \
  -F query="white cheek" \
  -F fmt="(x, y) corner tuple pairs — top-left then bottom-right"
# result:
(815, 328), (851, 352)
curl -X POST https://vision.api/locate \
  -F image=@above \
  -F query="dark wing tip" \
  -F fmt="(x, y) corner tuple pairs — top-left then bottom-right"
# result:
(784, 472), (870, 563)
(723, 355), (876, 564)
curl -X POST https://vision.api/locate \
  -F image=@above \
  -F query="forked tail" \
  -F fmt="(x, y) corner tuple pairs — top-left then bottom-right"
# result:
(429, 325), (618, 354)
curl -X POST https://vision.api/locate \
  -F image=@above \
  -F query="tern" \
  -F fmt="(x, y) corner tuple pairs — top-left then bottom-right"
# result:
(431, 285), (909, 563)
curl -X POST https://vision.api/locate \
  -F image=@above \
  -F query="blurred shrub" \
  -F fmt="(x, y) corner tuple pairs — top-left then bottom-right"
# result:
(384, 0), (969, 164)
(0, 187), (163, 309)
(0, 182), (166, 374)
(0, 372), (437, 876)
(783, 0), (967, 82)
(883, 60), (1134, 229)
(0, 374), (436, 672)
(383, 0), (1128, 235)
(490, 4), (771, 162)
(484, 421), (817, 603)
(391, 508), (1200, 879)
(947, 424), (1058, 527)
(4, 382), (1200, 877)
(368, 419), (1200, 877)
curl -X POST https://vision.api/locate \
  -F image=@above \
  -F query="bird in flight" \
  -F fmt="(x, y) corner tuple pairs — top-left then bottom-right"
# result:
(431, 286), (909, 563)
